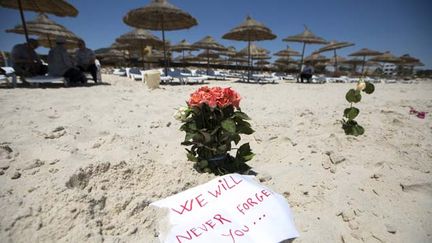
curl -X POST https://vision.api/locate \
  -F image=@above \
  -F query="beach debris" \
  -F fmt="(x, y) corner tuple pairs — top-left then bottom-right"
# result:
(258, 173), (272, 183)
(23, 159), (45, 170)
(92, 142), (102, 149)
(44, 127), (66, 139)
(0, 170), (4, 176)
(385, 224), (397, 234)
(0, 144), (13, 160)
(11, 171), (21, 179)
(409, 107), (428, 119)
(166, 122), (171, 127)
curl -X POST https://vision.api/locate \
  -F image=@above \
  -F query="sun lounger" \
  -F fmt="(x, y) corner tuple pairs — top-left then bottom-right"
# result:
(113, 68), (126, 76)
(25, 75), (68, 87)
(0, 67), (17, 88)
(129, 68), (143, 81)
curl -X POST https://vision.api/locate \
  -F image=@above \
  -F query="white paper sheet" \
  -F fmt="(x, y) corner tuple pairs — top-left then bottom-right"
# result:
(151, 173), (299, 243)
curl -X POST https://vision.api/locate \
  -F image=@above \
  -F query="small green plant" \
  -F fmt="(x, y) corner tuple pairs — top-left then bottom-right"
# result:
(341, 80), (375, 136)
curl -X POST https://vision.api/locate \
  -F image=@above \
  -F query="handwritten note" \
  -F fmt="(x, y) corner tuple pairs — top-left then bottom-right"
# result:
(151, 174), (299, 243)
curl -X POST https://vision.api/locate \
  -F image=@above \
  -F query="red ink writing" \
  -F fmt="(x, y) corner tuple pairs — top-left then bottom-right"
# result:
(171, 193), (208, 215)
(208, 176), (243, 198)
(221, 225), (250, 243)
(175, 214), (232, 243)
(236, 189), (272, 215)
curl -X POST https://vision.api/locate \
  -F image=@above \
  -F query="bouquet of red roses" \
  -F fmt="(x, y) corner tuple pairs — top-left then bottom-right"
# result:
(175, 86), (254, 175)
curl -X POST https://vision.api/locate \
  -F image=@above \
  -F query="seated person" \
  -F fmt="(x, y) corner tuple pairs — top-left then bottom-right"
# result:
(75, 39), (98, 82)
(300, 61), (314, 83)
(48, 37), (86, 85)
(11, 39), (47, 77)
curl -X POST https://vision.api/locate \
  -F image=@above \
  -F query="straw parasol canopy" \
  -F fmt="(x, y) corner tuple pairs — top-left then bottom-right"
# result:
(192, 36), (226, 74)
(274, 46), (301, 57)
(370, 51), (402, 64)
(304, 53), (329, 63)
(6, 13), (79, 48)
(123, 0), (197, 75)
(255, 60), (270, 65)
(349, 48), (382, 74)
(283, 26), (327, 78)
(399, 54), (420, 65)
(222, 15), (276, 81)
(37, 35), (78, 49)
(116, 28), (164, 68)
(239, 43), (270, 57)
(316, 40), (354, 74)
(275, 57), (297, 65)
(170, 39), (197, 62)
(218, 46), (237, 57)
(399, 54), (422, 75)
(0, 0), (78, 43)
(170, 39), (196, 52)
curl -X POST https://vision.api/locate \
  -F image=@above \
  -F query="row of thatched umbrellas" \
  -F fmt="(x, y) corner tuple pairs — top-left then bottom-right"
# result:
(2, 0), (423, 77)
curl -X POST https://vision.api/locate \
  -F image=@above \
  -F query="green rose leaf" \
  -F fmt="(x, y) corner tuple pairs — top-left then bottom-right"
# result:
(343, 107), (360, 120)
(363, 82), (375, 94)
(234, 111), (251, 120)
(198, 159), (208, 169)
(221, 119), (236, 133)
(236, 120), (255, 135)
(186, 152), (198, 162)
(236, 143), (255, 162)
(232, 134), (241, 145)
(346, 89), (362, 103)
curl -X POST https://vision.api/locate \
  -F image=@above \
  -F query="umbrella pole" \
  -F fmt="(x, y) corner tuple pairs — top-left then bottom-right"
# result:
(17, 0), (29, 43)
(247, 39), (251, 82)
(206, 49), (210, 75)
(141, 42), (145, 69)
(47, 35), (52, 49)
(161, 17), (168, 76)
(333, 49), (338, 76)
(182, 50), (185, 67)
(361, 56), (366, 76)
(298, 42), (306, 82)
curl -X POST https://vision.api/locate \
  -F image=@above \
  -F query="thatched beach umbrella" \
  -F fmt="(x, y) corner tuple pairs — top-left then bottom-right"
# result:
(192, 36), (226, 74)
(239, 43), (270, 72)
(274, 46), (301, 57)
(0, 0), (78, 43)
(304, 53), (329, 64)
(37, 35), (78, 49)
(349, 48), (382, 74)
(222, 15), (276, 81)
(370, 51), (401, 64)
(6, 13), (79, 48)
(399, 54), (422, 75)
(316, 40), (354, 74)
(170, 39), (197, 63)
(116, 28), (164, 69)
(123, 0), (197, 76)
(342, 58), (365, 74)
(283, 26), (327, 77)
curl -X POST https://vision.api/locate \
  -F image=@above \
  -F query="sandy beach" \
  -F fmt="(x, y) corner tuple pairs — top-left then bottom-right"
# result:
(0, 75), (431, 242)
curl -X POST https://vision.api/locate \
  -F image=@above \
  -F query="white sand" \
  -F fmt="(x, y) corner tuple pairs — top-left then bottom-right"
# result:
(0, 75), (431, 242)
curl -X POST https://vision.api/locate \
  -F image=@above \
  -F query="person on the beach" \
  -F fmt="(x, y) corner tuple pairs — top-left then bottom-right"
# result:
(10, 39), (47, 77)
(48, 36), (86, 85)
(300, 61), (314, 83)
(75, 39), (98, 82)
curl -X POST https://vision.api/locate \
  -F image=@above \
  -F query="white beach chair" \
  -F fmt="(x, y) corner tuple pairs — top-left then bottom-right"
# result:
(129, 68), (143, 81)
(25, 75), (68, 87)
(0, 67), (17, 88)
(113, 68), (126, 76)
